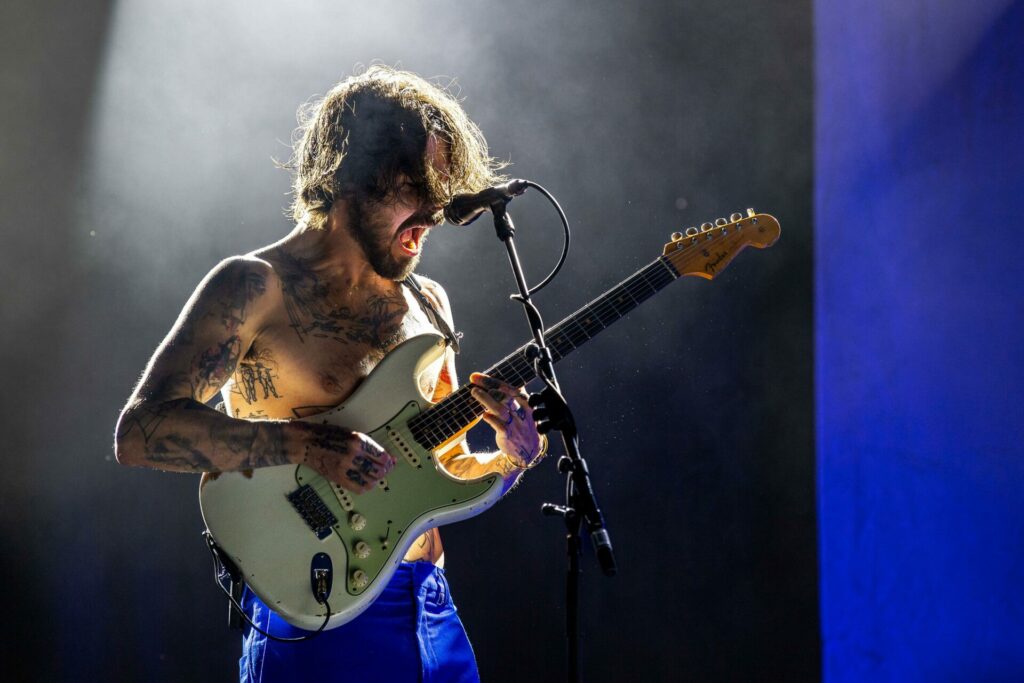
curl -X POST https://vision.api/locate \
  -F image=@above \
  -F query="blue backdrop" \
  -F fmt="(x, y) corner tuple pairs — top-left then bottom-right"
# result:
(816, 0), (1024, 680)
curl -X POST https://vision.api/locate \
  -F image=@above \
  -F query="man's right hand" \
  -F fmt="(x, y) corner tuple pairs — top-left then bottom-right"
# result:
(291, 422), (397, 494)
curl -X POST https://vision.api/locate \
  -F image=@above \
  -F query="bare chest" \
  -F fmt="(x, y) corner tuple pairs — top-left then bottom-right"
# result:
(223, 286), (443, 420)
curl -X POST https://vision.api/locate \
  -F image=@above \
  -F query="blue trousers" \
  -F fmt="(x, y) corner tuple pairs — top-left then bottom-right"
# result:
(240, 562), (480, 682)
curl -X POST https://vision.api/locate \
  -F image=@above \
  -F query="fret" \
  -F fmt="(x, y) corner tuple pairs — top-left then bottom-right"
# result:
(631, 271), (661, 302)
(657, 256), (680, 278)
(565, 321), (598, 350)
(567, 317), (592, 341)
(546, 326), (579, 360)
(408, 257), (680, 449)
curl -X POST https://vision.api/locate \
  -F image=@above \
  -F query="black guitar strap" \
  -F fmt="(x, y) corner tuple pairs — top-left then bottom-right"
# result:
(403, 274), (462, 354)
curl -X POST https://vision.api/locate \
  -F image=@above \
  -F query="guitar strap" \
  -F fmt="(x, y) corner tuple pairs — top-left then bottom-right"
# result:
(403, 274), (462, 354)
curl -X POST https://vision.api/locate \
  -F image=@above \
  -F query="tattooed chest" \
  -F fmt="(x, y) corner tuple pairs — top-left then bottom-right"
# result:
(286, 295), (409, 349)
(225, 296), (437, 420)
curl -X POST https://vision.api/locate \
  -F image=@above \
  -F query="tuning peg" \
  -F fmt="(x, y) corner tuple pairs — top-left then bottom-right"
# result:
(685, 226), (699, 237)
(715, 217), (728, 226)
(730, 212), (743, 222)
(700, 222), (713, 232)
(746, 208), (755, 217)
(671, 231), (683, 241)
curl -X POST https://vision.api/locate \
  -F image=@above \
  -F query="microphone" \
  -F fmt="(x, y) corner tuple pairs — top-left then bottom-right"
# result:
(444, 179), (529, 226)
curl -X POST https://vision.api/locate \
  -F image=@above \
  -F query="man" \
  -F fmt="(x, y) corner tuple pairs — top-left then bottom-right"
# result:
(114, 66), (546, 682)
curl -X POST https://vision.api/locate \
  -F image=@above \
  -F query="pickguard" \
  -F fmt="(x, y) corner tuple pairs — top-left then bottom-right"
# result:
(294, 400), (499, 597)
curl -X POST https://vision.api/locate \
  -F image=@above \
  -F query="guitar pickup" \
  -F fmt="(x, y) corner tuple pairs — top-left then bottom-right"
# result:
(286, 484), (338, 540)
(385, 419), (422, 468)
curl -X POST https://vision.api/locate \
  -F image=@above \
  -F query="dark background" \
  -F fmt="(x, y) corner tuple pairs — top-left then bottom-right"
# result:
(0, 1), (815, 680)
(816, 0), (1024, 679)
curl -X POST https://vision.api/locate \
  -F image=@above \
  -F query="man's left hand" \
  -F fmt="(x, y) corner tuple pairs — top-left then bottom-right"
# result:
(469, 372), (543, 470)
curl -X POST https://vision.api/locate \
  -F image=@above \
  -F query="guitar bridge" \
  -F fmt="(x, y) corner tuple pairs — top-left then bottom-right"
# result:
(286, 485), (338, 540)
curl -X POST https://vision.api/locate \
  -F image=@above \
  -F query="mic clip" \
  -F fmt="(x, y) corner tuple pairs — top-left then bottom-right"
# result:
(444, 179), (529, 226)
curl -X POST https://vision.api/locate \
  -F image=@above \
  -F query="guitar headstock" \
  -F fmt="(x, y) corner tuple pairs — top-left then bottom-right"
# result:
(662, 209), (780, 280)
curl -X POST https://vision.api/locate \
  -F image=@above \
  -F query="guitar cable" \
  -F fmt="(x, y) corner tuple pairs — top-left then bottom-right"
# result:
(204, 532), (332, 643)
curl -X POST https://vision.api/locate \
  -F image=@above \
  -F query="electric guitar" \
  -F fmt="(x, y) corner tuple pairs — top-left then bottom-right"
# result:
(199, 210), (781, 630)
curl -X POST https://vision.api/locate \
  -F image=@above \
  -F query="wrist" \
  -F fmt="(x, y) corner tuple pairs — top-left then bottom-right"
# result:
(502, 434), (549, 473)
(280, 420), (311, 465)
(498, 453), (521, 476)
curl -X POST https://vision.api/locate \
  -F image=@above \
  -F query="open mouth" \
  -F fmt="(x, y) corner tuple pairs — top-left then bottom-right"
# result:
(396, 225), (429, 256)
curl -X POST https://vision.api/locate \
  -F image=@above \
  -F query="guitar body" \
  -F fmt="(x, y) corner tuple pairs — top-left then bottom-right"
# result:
(199, 333), (503, 630)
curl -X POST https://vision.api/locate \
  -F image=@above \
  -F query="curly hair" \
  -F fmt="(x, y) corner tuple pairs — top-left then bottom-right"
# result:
(286, 65), (506, 230)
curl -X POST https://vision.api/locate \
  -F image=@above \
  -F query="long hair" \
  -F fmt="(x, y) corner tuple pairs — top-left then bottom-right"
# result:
(287, 65), (506, 229)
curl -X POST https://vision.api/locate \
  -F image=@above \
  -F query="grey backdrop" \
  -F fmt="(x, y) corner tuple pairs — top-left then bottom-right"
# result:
(0, 1), (815, 680)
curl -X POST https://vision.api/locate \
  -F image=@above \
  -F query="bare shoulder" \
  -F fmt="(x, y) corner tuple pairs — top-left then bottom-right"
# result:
(191, 254), (282, 320)
(121, 254), (283, 410)
(415, 274), (455, 326)
(217, 253), (280, 287)
(201, 253), (278, 289)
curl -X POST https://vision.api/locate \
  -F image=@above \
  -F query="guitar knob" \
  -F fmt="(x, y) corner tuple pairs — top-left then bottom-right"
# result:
(715, 217), (728, 226)
(671, 231), (683, 242)
(354, 541), (371, 559)
(700, 222), (713, 232)
(730, 212), (743, 222)
(351, 569), (369, 589)
(348, 512), (367, 531)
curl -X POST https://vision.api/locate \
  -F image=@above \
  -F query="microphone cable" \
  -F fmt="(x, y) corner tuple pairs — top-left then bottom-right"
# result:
(509, 180), (571, 301)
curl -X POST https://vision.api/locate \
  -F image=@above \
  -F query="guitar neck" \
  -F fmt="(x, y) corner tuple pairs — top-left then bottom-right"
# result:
(408, 256), (680, 449)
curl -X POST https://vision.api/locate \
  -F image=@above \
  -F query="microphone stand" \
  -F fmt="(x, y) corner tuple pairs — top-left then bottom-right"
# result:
(487, 199), (616, 683)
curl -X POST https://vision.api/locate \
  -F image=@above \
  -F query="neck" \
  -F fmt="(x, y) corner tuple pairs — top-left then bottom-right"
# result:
(283, 202), (390, 292)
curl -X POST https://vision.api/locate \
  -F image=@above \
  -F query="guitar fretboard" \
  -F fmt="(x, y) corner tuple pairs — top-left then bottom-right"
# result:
(407, 256), (680, 449)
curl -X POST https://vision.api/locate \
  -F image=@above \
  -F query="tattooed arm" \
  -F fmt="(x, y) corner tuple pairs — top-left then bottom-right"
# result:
(114, 256), (394, 492)
(418, 279), (544, 494)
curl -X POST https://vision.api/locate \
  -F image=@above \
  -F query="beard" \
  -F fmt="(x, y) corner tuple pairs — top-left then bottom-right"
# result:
(346, 198), (420, 281)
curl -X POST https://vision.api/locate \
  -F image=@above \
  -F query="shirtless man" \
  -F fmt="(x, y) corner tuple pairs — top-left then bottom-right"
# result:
(114, 66), (545, 682)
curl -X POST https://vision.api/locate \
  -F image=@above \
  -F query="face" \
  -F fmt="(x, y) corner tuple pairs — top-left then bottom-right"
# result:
(345, 191), (442, 280)
(346, 135), (449, 281)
